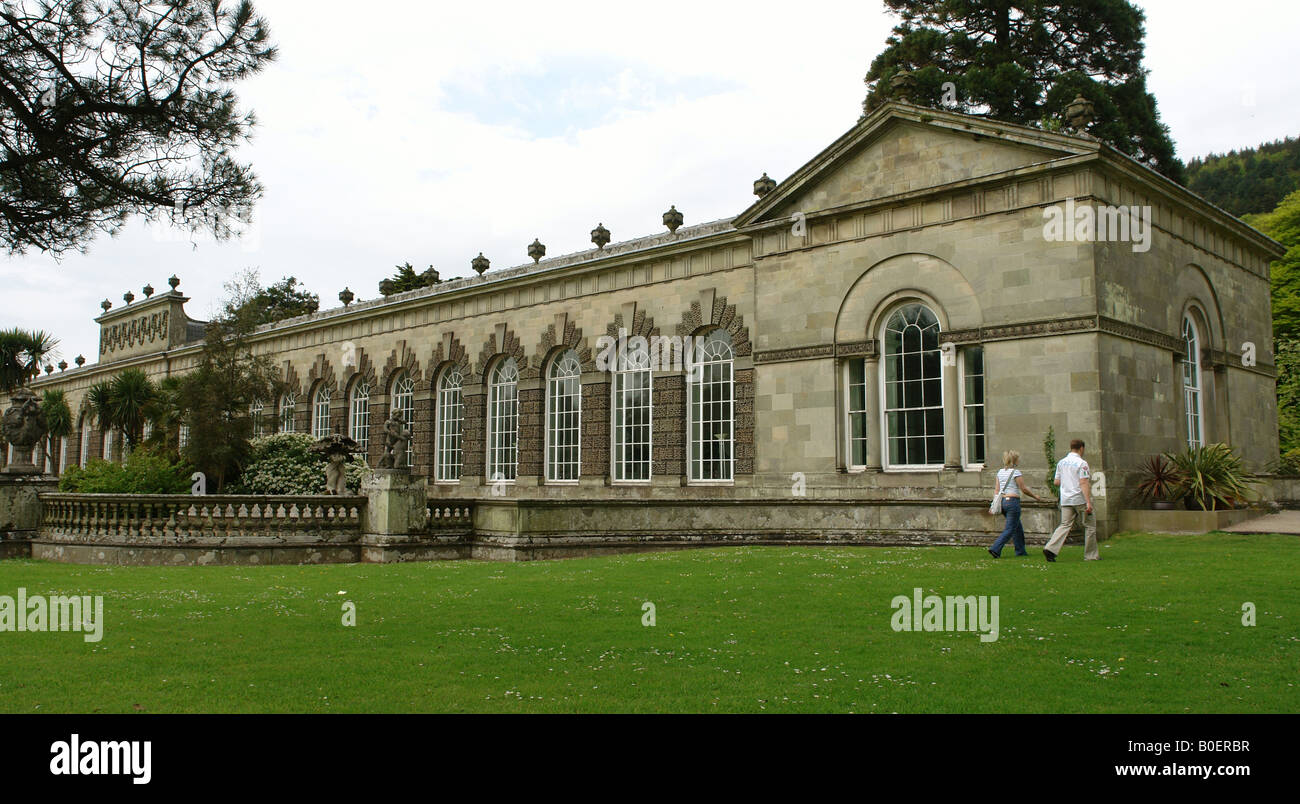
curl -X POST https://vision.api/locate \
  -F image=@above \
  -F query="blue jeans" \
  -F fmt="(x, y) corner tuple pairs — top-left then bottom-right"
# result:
(990, 497), (1027, 556)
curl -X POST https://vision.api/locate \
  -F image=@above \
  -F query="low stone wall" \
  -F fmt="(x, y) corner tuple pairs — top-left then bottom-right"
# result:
(1117, 507), (1260, 534)
(35, 494), (368, 566)
(1267, 476), (1300, 508)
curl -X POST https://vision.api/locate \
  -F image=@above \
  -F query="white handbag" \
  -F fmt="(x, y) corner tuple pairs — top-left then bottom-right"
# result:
(989, 471), (1015, 515)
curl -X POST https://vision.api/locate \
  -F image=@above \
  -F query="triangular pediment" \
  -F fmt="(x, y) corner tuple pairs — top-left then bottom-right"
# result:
(736, 102), (1096, 226)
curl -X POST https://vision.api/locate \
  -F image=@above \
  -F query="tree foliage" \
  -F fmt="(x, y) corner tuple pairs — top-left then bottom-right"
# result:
(219, 267), (318, 327)
(861, 0), (1182, 180)
(0, 326), (57, 391)
(58, 446), (192, 493)
(379, 262), (440, 297)
(1186, 137), (1300, 218)
(0, 0), (277, 254)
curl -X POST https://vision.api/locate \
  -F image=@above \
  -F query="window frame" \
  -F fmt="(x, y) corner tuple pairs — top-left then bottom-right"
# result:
(391, 372), (416, 470)
(311, 385), (332, 440)
(610, 339), (653, 484)
(686, 329), (735, 484)
(434, 366), (464, 483)
(959, 345), (986, 470)
(844, 358), (869, 472)
(544, 350), (583, 484)
(279, 394), (296, 433)
(1182, 314), (1204, 448)
(486, 358), (519, 483)
(348, 379), (371, 451)
(879, 302), (946, 472)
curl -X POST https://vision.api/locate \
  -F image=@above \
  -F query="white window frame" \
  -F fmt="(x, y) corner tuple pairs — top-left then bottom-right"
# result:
(177, 423), (189, 449)
(279, 394), (296, 433)
(102, 428), (114, 461)
(1182, 315), (1204, 448)
(687, 330), (734, 484)
(959, 345), (986, 470)
(250, 400), (264, 438)
(435, 367), (464, 483)
(879, 302), (946, 472)
(391, 372), (416, 469)
(845, 358), (869, 472)
(486, 358), (519, 483)
(349, 380), (371, 451)
(312, 385), (332, 440)
(545, 351), (582, 484)
(611, 341), (653, 484)
(79, 417), (90, 466)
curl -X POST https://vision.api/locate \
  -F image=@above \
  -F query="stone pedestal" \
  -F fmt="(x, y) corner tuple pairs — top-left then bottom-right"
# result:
(360, 468), (428, 547)
(0, 473), (57, 559)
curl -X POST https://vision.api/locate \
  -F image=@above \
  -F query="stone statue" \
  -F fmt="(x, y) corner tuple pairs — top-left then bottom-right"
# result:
(377, 414), (411, 470)
(309, 433), (361, 495)
(1, 388), (48, 474)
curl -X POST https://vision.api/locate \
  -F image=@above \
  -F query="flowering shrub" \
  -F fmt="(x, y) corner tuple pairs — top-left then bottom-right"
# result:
(58, 447), (194, 494)
(232, 433), (369, 495)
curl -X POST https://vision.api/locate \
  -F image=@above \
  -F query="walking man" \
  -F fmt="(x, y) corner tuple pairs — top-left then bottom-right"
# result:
(1044, 438), (1099, 562)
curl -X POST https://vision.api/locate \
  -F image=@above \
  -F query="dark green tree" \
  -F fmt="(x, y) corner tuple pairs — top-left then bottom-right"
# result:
(862, 0), (1183, 180)
(379, 262), (440, 296)
(86, 367), (156, 449)
(0, 327), (56, 391)
(220, 268), (319, 327)
(0, 0), (277, 255)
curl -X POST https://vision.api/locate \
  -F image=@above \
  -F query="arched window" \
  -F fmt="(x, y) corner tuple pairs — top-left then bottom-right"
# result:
(79, 415), (90, 466)
(250, 400), (265, 438)
(613, 338), (652, 482)
(312, 385), (332, 439)
(102, 428), (114, 461)
(279, 394), (296, 433)
(435, 368), (463, 482)
(882, 303), (944, 468)
(546, 350), (582, 482)
(1182, 315), (1203, 447)
(487, 358), (519, 482)
(391, 372), (416, 469)
(349, 380), (371, 450)
(688, 329), (734, 482)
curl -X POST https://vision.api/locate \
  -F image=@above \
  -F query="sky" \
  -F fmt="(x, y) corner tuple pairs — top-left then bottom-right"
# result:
(4, 0), (1298, 366)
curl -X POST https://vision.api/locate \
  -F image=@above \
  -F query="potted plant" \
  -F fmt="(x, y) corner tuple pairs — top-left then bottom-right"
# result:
(1134, 455), (1182, 510)
(1164, 443), (1257, 511)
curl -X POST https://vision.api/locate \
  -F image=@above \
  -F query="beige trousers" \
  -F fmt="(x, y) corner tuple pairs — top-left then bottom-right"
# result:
(1045, 504), (1099, 560)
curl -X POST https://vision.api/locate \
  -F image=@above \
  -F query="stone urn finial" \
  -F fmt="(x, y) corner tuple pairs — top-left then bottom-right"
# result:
(663, 205), (684, 233)
(75, 355), (85, 367)
(528, 238), (546, 264)
(168, 274), (180, 291)
(591, 223), (610, 250)
(100, 299), (112, 313)
(1, 388), (48, 474)
(123, 290), (135, 305)
(1065, 94), (1096, 131)
(421, 265), (440, 284)
(43, 364), (52, 375)
(142, 283), (154, 298)
(753, 172), (776, 198)
(471, 253), (490, 276)
(339, 287), (355, 306)
(890, 69), (917, 102)
(58, 360), (67, 372)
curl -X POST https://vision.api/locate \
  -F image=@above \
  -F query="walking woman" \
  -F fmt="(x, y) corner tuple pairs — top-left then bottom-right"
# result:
(988, 450), (1046, 558)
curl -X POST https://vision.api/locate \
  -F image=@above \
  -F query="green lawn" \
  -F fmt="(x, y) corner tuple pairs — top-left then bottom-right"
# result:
(0, 533), (1296, 713)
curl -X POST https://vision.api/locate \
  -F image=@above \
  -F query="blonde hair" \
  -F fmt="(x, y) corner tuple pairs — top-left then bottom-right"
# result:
(1003, 450), (1020, 468)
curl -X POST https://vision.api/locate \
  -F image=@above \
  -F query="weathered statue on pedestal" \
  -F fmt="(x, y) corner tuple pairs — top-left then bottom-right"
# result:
(309, 432), (361, 495)
(376, 414), (411, 470)
(1, 388), (48, 474)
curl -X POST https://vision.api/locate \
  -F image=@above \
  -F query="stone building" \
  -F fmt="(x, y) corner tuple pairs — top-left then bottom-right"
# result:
(5, 101), (1284, 557)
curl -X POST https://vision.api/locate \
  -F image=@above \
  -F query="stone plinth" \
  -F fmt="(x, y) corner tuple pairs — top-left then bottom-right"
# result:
(360, 469), (428, 546)
(0, 474), (57, 558)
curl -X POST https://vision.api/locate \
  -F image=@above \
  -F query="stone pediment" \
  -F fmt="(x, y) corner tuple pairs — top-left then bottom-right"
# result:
(735, 101), (1094, 226)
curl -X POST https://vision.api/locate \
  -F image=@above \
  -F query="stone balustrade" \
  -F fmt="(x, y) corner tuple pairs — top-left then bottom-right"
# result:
(426, 503), (473, 527)
(37, 493), (367, 559)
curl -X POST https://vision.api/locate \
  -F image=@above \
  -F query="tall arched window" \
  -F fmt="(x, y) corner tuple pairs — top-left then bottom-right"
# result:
(688, 329), (734, 482)
(1182, 315), (1203, 448)
(250, 400), (265, 438)
(102, 428), (114, 461)
(279, 394), (296, 433)
(546, 350), (582, 482)
(613, 339), (652, 482)
(391, 372), (415, 469)
(349, 380), (370, 450)
(312, 385), (332, 439)
(79, 415), (90, 466)
(882, 303), (944, 469)
(487, 358), (519, 481)
(435, 368), (463, 482)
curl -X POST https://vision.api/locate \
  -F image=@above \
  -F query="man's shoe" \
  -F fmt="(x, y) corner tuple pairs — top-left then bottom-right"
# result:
(988, 548), (1000, 559)
(1044, 550), (1057, 562)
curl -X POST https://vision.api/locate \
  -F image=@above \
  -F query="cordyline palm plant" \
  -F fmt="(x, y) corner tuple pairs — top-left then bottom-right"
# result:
(1164, 443), (1258, 511)
(1133, 455), (1183, 504)
(0, 327), (58, 392)
(87, 369), (158, 451)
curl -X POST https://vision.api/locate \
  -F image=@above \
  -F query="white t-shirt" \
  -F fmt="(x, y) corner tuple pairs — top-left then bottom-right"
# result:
(996, 467), (1022, 496)
(1055, 452), (1091, 507)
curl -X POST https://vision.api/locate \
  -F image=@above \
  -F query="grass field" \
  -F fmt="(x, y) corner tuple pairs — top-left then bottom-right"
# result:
(0, 532), (1296, 713)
